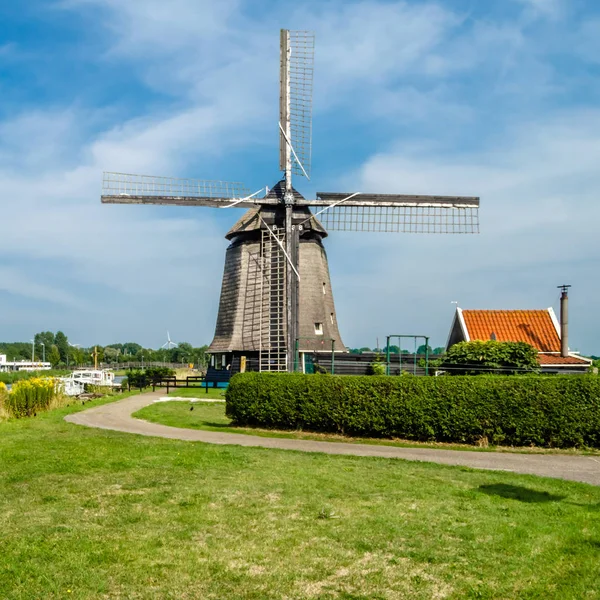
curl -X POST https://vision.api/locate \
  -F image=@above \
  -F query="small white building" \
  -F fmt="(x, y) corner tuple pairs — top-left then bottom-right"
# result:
(0, 354), (52, 372)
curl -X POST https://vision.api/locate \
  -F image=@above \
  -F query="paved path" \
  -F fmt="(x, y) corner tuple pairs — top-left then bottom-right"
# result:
(65, 391), (600, 486)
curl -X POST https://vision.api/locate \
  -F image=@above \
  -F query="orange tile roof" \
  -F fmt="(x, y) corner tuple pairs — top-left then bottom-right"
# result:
(537, 354), (590, 365)
(461, 309), (560, 352)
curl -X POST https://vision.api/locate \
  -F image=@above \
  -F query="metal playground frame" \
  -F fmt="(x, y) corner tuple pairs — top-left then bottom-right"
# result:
(385, 335), (430, 376)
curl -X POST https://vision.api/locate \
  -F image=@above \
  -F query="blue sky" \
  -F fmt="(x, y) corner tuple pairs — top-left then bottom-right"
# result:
(1, 0), (600, 352)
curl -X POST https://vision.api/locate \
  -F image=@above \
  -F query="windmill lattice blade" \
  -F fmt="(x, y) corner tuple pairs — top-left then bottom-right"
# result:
(101, 173), (264, 207)
(279, 30), (314, 178)
(312, 203), (479, 234)
(313, 192), (479, 208)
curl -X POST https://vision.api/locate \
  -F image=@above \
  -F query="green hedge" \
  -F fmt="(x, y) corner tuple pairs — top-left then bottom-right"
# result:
(226, 373), (600, 448)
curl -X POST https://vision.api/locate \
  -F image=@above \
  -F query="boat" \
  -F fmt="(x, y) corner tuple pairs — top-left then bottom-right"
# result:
(59, 369), (117, 396)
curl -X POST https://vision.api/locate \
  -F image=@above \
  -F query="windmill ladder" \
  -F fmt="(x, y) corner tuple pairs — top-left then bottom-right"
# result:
(260, 229), (287, 372)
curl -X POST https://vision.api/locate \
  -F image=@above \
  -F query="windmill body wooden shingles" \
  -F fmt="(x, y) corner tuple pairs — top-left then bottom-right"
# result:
(208, 196), (346, 355)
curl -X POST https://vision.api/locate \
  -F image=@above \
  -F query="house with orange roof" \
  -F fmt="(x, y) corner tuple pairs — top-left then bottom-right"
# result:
(446, 304), (592, 373)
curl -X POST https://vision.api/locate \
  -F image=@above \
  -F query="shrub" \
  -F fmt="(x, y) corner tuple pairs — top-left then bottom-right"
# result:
(367, 353), (386, 376)
(125, 367), (175, 389)
(85, 384), (115, 396)
(5, 378), (57, 418)
(146, 366), (176, 383)
(226, 373), (600, 448)
(441, 341), (539, 375)
(0, 382), (8, 419)
(126, 369), (147, 389)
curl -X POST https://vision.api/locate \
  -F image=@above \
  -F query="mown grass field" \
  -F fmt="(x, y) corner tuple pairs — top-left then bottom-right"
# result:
(166, 386), (226, 400)
(1, 394), (600, 599)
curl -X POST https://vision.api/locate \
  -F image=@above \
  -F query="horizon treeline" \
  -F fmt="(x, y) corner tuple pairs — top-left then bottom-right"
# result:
(0, 331), (210, 368)
(349, 345), (445, 355)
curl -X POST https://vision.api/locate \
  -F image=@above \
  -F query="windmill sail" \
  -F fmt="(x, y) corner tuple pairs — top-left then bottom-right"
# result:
(279, 30), (314, 179)
(311, 192), (480, 233)
(101, 172), (267, 208)
(101, 27), (482, 375)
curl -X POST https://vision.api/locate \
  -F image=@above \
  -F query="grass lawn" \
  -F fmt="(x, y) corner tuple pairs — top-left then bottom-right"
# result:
(1, 396), (600, 599)
(138, 396), (600, 456)
(166, 386), (226, 400)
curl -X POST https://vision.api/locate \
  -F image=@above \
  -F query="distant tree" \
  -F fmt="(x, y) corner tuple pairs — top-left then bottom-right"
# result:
(48, 345), (61, 368)
(0, 343), (32, 361)
(1, 337), (215, 368)
(105, 343), (124, 352)
(416, 344), (433, 355)
(135, 348), (156, 363)
(67, 345), (84, 367)
(171, 342), (193, 364)
(55, 331), (69, 364)
(34, 332), (55, 352)
(122, 342), (142, 356)
(103, 347), (121, 363)
(86, 345), (105, 365)
(192, 345), (210, 369)
(433, 347), (445, 355)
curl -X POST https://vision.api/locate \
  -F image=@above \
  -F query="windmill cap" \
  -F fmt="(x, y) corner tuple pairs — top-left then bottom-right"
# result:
(225, 183), (328, 240)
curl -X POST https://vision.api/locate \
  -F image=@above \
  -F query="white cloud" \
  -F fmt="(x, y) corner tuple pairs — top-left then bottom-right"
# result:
(310, 2), (459, 83)
(0, 103), (238, 344)
(63, 0), (241, 56)
(0, 267), (80, 306)
(0, 43), (17, 57)
(514, 0), (564, 18)
(0, 109), (83, 172)
(328, 110), (600, 352)
(2, 0), (599, 352)
(575, 19), (600, 65)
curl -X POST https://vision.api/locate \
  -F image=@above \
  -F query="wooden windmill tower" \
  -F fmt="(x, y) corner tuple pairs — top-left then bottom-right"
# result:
(101, 30), (480, 373)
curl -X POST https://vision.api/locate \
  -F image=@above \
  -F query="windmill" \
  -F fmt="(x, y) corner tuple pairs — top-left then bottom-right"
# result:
(101, 29), (480, 374)
(161, 331), (178, 350)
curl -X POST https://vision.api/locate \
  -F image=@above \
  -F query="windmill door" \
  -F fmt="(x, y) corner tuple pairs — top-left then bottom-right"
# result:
(304, 352), (315, 374)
